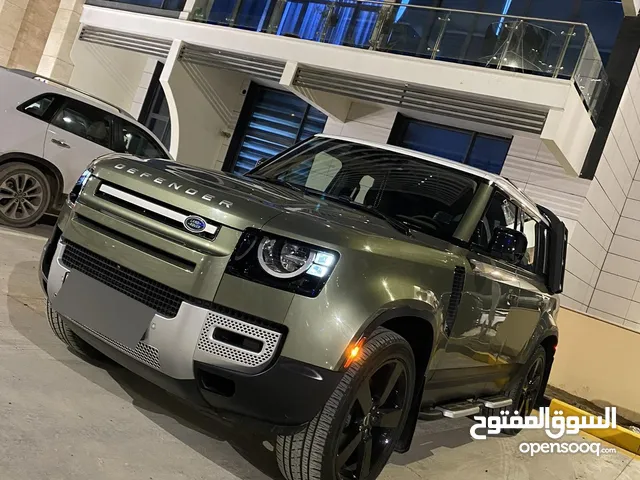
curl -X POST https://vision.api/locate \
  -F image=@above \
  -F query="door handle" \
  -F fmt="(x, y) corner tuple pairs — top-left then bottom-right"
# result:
(51, 138), (70, 148)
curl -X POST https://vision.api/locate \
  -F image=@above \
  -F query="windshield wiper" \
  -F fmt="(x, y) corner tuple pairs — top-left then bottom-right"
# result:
(322, 195), (413, 237)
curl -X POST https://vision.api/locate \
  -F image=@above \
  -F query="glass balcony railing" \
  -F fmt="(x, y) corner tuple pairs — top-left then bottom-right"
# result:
(189, 0), (608, 118)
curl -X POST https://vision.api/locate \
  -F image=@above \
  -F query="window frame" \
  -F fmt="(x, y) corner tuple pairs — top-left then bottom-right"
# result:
(112, 115), (170, 160)
(48, 96), (115, 150)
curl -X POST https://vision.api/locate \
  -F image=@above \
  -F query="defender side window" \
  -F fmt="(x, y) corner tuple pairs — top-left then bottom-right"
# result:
(472, 190), (515, 251)
(50, 98), (112, 148)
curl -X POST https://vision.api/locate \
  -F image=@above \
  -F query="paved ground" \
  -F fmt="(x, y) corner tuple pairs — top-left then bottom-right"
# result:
(0, 222), (637, 480)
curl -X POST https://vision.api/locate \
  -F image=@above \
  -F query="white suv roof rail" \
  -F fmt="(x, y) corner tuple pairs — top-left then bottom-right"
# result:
(8, 68), (135, 120)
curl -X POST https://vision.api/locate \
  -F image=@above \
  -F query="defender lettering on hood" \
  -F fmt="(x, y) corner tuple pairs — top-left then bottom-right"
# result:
(113, 163), (234, 209)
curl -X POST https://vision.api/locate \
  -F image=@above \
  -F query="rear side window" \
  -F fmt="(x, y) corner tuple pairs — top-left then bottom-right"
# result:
(50, 99), (112, 148)
(114, 120), (167, 159)
(18, 94), (56, 119)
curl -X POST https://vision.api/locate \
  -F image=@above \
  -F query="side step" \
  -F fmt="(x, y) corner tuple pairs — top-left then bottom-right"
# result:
(434, 396), (513, 419)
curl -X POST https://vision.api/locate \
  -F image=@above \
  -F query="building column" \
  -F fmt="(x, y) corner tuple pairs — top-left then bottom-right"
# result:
(0, 0), (29, 66)
(36, 0), (83, 81)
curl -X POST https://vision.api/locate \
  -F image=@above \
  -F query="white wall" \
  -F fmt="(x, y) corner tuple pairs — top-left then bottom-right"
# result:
(561, 50), (640, 335)
(161, 42), (248, 169)
(501, 137), (591, 237)
(69, 41), (149, 114)
(323, 104), (397, 144)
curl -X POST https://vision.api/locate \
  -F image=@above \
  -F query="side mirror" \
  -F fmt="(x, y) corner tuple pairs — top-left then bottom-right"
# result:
(488, 226), (528, 264)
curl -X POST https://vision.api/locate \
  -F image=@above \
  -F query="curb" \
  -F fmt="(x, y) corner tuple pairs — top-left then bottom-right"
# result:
(549, 399), (640, 455)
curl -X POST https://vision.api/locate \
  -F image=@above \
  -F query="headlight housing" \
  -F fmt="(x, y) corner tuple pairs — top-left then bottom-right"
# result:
(68, 168), (93, 205)
(226, 230), (339, 297)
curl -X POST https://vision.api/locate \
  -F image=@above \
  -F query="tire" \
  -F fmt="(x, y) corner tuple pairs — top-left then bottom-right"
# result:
(0, 162), (52, 228)
(482, 345), (547, 435)
(46, 300), (105, 360)
(276, 328), (416, 480)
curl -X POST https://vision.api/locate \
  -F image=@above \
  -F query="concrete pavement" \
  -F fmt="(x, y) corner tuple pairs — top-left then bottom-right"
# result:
(0, 223), (637, 480)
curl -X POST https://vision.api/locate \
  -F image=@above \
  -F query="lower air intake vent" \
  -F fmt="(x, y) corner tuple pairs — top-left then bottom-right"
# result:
(444, 266), (466, 336)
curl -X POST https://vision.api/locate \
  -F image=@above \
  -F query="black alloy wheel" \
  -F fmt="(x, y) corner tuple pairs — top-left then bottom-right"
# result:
(335, 359), (409, 480)
(515, 354), (544, 417)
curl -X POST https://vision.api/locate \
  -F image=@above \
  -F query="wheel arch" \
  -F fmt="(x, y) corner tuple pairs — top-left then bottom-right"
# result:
(0, 152), (65, 210)
(356, 304), (441, 453)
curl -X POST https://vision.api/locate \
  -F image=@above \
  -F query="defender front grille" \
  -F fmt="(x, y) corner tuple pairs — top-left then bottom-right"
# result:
(60, 241), (206, 318)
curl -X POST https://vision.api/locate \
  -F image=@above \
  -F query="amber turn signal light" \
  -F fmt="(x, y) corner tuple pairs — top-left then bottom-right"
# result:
(344, 337), (366, 368)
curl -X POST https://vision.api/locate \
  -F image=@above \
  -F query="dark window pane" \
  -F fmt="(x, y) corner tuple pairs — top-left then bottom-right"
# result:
(467, 135), (510, 174)
(400, 122), (472, 163)
(394, 117), (510, 174)
(50, 99), (111, 148)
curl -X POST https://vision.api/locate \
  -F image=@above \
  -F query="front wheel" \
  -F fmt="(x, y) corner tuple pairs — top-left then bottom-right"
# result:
(0, 162), (52, 228)
(276, 328), (416, 480)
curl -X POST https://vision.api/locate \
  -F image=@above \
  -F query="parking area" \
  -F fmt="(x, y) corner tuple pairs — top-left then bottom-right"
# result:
(0, 224), (637, 480)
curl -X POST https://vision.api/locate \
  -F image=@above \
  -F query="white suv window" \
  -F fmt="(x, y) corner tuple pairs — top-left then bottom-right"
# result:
(50, 98), (111, 148)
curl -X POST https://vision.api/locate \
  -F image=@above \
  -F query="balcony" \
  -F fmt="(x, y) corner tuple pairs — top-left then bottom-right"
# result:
(86, 0), (608, 119)
(78, 0), (607, 175)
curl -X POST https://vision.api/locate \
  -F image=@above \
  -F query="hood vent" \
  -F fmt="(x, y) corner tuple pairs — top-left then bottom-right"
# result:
(294, 67), (547, 134)
(78, 26), (172, 58)
(179, 44), (285, 83)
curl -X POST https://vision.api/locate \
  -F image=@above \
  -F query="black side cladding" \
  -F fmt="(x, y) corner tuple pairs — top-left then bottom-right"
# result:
(537, 204), (568, 294)
(444, 266), (466, 335)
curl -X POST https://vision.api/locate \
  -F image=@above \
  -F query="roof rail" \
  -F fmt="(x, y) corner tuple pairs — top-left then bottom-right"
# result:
(8, 68), (134, 119)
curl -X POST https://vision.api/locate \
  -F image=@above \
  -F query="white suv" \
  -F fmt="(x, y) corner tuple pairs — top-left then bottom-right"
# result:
(0, 67), (171, 227)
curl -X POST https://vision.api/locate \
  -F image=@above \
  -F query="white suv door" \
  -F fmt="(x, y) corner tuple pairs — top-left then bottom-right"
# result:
(43, 97), (113, 193)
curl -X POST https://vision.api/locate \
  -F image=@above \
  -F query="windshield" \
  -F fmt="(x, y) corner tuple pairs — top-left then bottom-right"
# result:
(248, 138), (481, 241)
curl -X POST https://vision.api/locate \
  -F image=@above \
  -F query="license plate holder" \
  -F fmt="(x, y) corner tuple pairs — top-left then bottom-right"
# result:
(51, 270), (155, 349)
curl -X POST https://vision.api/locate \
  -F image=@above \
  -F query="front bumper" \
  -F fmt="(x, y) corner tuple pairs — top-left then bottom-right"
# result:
(41, 237), (342, 432)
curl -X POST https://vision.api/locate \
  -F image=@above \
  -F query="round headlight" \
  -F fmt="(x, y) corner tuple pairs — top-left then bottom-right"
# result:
(257, 237), (315, 278)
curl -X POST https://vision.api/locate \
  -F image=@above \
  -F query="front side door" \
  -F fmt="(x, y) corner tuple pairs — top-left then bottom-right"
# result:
(44, 97), (113, 193)
(428, 189), (522, 400)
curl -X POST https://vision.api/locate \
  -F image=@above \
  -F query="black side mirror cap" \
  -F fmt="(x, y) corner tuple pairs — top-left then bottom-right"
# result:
(488, 226), (528, 264)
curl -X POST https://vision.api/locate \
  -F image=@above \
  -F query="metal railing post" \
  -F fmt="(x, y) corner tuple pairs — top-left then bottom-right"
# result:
(430, 11), (450, 60)
(553, 25), (575, 78)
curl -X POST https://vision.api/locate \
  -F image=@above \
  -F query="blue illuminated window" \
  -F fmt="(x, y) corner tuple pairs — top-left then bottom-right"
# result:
(224, 84), (328, 175)
(390, 115), (512, 174)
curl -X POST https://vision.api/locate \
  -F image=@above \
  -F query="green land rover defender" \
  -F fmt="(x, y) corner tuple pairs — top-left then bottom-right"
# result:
(40, 135), (566, 480)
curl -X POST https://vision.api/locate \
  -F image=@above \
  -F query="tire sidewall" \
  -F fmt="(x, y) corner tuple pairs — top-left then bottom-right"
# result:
(321, 335), (416, 480)
(0, 163), (51, 228)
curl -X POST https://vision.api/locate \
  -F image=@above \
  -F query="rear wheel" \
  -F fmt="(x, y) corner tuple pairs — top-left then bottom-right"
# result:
(482, 345), (547, 435)
(0, 162), (52, 228)
(276, 328), (416, 480)
(46, 300), (105, 360)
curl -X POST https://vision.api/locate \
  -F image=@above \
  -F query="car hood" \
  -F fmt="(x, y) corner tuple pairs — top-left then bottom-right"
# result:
(92, 156), (410, 240)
